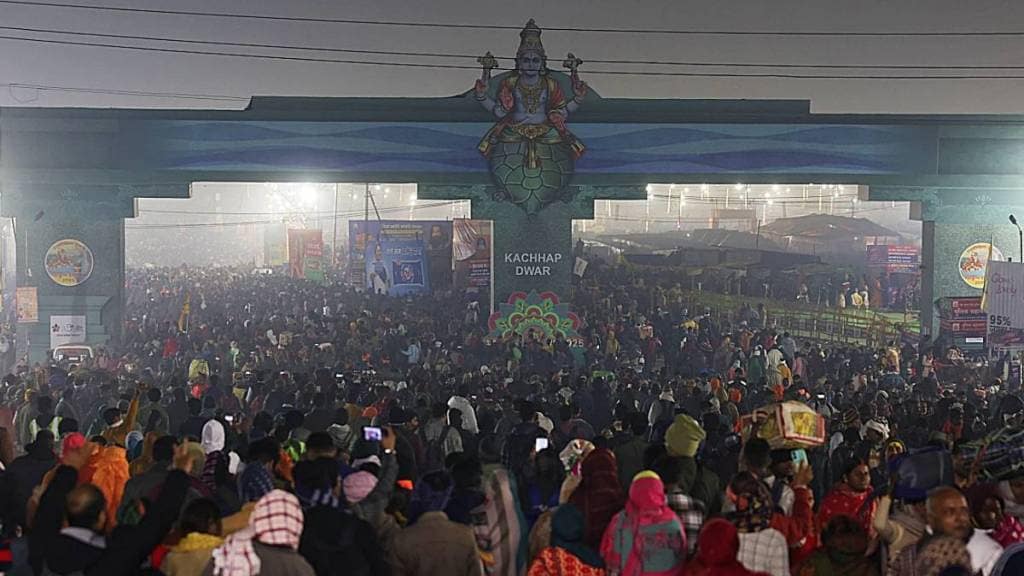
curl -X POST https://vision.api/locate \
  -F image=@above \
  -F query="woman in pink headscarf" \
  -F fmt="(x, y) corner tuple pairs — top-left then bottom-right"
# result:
(600, 471), (686, 576)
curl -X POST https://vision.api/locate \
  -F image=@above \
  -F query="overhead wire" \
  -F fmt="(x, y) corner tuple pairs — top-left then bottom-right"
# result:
(2, 0), (1023, 37)
(1, 24), (1022, 70)
(2, 33), (1022, 79)
(0, 81), (247, 101)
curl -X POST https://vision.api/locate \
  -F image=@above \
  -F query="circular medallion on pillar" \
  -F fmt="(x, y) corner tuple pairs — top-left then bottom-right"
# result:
(958, 242), (1003, 289)
(44, 238), (95, 287)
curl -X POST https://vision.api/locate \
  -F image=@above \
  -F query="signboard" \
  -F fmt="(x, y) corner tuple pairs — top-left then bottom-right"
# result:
(263, 222), (287, 267)
(15, 287), (37, 323)
(959, 242), (1003, 289)
(938, 296), (987, 349)
(349, 220), (452, 296)
(573, 257), (589, 277)
(50, 315), (86, 349)
(453, 219), (493, 307)
(866, 244), (920, 273)
(44, 239), (94, 287)
(982, 260), (1024, 352)
(287, 229), (325, 284)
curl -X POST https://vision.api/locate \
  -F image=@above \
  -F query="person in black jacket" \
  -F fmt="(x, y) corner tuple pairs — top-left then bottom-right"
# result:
(3, 429), (57, 537)
(295, 458), (388, 576)
(29, 439), (197, 576)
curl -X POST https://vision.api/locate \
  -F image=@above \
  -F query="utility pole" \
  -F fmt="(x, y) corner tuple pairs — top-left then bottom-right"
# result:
(332, 183), (339, 267)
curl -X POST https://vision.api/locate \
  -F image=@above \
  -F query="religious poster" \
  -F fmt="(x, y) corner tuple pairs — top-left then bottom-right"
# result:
(959, 242), (1003, 289)
(44, 238), (94, 287)
(287, 229), (325, 284)
(573, 257), (589, 277)
(349, 220), (452, 296)
(16, 287), (37, 323)
(453, 219), (493, 294)
(50, 314), (86, 349)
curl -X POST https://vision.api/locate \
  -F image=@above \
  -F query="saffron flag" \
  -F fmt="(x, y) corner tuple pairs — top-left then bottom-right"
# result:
(178, 293), (191, 333)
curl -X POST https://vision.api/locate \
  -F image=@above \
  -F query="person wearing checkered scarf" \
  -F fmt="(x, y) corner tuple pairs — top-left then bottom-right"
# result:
(209, 490), (314, 576)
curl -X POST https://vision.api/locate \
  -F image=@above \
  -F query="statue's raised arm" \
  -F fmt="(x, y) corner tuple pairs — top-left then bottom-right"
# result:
(474, 52), (508, 119)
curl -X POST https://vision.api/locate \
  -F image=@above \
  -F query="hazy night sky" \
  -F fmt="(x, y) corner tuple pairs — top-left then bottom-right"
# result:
(1, 0), (1024, 113)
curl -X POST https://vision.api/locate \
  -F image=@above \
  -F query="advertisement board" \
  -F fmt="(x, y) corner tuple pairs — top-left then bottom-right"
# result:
(15, 287), (37, 323)
(263, 222), (287, 267)
(50, 315), (86, 349)
(287, 229), (325, 284)
(982, 260), (1024, 352)
(866, 244), (920, 273)
(349, 220), (452, 296)
(453, 219), (493, 307)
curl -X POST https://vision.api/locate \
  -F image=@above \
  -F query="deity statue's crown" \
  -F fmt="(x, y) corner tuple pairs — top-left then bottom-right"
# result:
(517, 19), (545, 58)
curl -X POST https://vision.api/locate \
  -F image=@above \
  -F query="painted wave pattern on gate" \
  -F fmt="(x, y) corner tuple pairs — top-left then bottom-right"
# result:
(151, 121), (930, 174)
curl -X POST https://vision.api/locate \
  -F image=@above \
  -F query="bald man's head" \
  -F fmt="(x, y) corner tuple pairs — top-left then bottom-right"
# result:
(927, 486), (972, 541)
(66, 484), (106, 532)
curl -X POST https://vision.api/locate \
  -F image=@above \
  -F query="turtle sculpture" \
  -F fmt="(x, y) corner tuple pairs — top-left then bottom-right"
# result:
(473, 20), (588, 215)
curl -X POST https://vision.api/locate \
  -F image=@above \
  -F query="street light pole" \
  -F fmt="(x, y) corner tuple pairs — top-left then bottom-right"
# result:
(1010, 214), (1023, 263)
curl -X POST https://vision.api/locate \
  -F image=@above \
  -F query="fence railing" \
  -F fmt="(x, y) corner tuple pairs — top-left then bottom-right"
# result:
(674, 290), (913, 347)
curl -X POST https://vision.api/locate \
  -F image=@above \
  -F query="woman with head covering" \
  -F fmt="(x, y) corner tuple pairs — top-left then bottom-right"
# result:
(687, 518), (768, 576)
(293, 459), (388, 576)
(797, 515), (878, 576)
(727, 472), (790, 576)
(162, 498), (224, 576)
(205, 490), (315, 576)
(599, 471), (685, 576)
(568, 448), (626, 549)
(202, 420), (226, 455)
(527, 503), (605, 576)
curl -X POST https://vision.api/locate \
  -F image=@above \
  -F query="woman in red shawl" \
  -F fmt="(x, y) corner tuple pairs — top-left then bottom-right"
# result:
(818, 462), (877, 539)
(687, 518), (769, 576)
(569, 448), (626, 549)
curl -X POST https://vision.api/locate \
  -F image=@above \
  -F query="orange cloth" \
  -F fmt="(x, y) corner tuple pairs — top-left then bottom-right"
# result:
(527, 547), (606, 576)
(79, 445), (130, 533)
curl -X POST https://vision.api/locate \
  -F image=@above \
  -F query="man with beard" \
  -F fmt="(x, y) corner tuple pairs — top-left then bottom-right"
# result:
(890, 486), (1002, 576)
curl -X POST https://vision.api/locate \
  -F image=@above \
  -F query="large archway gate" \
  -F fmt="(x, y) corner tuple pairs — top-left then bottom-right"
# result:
(4, 22), (1024, 360)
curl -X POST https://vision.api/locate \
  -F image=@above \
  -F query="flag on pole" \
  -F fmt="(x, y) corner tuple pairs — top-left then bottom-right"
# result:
(178, 293), (191, 333)
(983, 238), (995, 309)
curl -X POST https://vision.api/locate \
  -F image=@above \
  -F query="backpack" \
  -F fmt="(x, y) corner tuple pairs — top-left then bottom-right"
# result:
(423, 426), (452, 472)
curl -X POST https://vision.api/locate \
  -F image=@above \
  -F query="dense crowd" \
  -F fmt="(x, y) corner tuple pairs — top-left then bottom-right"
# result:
(0, 264), (1020, 576)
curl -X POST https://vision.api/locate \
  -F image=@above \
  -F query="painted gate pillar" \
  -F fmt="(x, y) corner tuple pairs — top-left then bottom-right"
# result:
(871, 187), (1024, 339)
(2, 185), (134, 362)
(420, 20), (645, 340)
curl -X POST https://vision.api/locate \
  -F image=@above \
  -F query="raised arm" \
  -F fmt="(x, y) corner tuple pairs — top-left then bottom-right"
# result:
(475, 78), (510, 120)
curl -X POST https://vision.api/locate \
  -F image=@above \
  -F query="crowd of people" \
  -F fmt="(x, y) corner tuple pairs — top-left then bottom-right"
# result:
(0, 263), (1020, 576)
